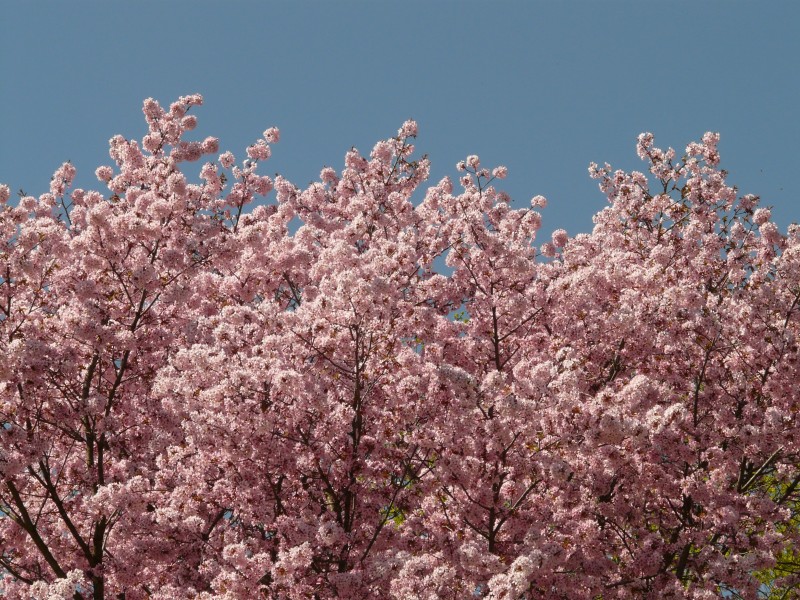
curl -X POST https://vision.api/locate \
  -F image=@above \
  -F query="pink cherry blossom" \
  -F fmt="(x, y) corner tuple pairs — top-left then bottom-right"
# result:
(0, 97), (797, 600)
(492, 166), (508, 179)
(263, 127), (280, 143)
(219, 151), (236, 168)
(398, 119), (418, 138)
(551, 228), (568, 248)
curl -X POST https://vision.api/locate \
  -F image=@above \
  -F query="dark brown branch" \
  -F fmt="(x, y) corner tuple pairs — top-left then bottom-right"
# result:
(5, 480), (67, 578)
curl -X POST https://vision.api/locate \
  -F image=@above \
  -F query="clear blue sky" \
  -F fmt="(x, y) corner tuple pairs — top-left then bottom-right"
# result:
(1, 1), (797, 238)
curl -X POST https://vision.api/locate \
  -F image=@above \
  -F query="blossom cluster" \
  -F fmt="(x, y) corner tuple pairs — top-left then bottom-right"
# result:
(0, 95), (798, 599)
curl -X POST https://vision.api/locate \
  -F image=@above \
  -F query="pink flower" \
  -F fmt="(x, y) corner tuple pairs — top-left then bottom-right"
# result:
(179, 141), (203, 162)
(202, 136), (219, 154)
(50, 162), (76, 197)
(551, 228), (568, 247)
(263, 127), (281, 143)
(492, 166), (508, 179)
(142, 134), (161, 154)
(370, 141), (392, 163)
(181, 115), (198, 131)
(531, 195), (547, 208)
(95, 165), (114, 182)
(179, 93), (203, 106)
(702, 132), (720, 146)
(254, 175), (273, 196)
(466, 154), (480, 170)
(320, 167), (338, 184)
(399, 119), (418, 138)
(753, 207), (771, 225)
(760, 221), (781, 244)
(246, 141), (271, 161)
(169, 101), (187, 118)
(20, 195), (36, 211)
(636, 132), (654, 160)
(142, 97), (163, 121)
(219, 151), (236, 168)
(0, 184), (10, 204)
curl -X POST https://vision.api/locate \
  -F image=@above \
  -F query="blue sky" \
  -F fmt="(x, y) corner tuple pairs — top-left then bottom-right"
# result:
(1, 1), (797, 239)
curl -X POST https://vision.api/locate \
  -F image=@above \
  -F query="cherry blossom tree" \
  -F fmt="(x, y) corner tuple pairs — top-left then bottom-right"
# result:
(1, 95), (798, 599)
(482, 133), (800, 599)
